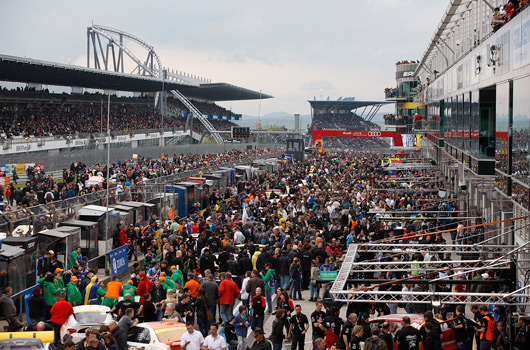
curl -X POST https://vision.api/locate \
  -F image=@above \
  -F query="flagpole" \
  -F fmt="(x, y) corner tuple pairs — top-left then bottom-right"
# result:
(105, 93), (111, 275)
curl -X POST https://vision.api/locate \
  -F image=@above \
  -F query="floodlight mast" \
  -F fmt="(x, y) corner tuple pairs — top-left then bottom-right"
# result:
(86, 25), (224, 144)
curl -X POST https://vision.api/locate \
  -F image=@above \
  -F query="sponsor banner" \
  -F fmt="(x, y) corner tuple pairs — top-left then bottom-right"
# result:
(24, 285), (39, 322)
(16, 164), (26, 174)
(320, 271), (338, 280)
(109, 246), (128, 277)
(389, 175), (399, 179)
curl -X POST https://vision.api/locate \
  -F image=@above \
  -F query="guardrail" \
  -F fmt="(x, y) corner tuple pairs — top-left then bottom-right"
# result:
(1, 152), (282, 235)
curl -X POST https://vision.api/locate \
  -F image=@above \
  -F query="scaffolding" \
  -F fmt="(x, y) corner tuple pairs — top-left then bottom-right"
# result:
(330, 242), (530, 307)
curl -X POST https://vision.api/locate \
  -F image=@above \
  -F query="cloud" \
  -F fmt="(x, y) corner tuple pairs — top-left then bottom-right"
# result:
(300, 80), (335, 92)
(0, 0), (449, 116)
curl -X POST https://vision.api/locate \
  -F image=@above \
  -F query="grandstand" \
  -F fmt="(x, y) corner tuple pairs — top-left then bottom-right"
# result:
(0, 51), (271, 157)
(308, 98), (393, 150)
(0, 87), (242, 138)
(309, 98), (390, 131)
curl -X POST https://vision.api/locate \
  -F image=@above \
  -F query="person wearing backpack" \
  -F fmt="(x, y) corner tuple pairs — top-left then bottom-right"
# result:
(363, 326), (387, 350)
(261, 263), (275, 314)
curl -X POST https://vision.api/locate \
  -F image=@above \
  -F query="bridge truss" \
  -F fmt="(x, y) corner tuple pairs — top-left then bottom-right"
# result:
(330, 242), (530, 308)
(86, 25), (224, 144)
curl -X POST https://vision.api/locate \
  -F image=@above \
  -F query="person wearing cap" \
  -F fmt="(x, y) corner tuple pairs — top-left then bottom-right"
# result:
(123, 280), (137, 299)
(250, 328), (272, 350)
(67, 276), (82, 306)
(48, 250), (59, 274)
(136, 272), (154, 305)
(54, 268), (66, 293)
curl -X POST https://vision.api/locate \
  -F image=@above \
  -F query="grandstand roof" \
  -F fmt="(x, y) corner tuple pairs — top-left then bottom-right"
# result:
(0, 54), (272, 101)
(308, 99), (391, 111)
(308, 99), (391, 122)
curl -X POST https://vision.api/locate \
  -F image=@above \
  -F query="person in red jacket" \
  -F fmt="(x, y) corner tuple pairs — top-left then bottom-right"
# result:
(119, 223), (128, 247)
(136, 273), (154, 305)
(49, 292), (74, 347)
(218, 271), (240, 323)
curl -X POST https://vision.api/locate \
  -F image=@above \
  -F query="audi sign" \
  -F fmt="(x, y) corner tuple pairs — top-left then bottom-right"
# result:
(368, 131), (382, 137)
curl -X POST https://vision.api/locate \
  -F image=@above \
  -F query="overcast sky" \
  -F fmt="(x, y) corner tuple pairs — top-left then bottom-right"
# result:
(1, 0), (448, 116)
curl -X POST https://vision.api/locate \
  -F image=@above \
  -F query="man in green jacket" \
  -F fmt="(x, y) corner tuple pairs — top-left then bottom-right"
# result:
(68, 247), (82, 269)
(123, 280), (137, 299)
(162, 275), (176, 290)
(260, 263), (275, 314)
(67, 276), (82, 306)
(170, 266), (184, 287)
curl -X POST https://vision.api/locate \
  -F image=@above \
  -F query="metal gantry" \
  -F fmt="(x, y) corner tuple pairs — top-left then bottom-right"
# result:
(330, 243), (530, 307)
(86, 25), (224, 144)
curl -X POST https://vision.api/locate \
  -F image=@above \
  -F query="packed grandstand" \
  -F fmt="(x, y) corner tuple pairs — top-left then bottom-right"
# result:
(0, 87), (241, 138)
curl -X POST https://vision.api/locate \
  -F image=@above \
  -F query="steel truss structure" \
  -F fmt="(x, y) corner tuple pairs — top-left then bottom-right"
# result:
(86, 25), (224, 144)
(383, 163), (438, 171)
(330, 243), (530, 306)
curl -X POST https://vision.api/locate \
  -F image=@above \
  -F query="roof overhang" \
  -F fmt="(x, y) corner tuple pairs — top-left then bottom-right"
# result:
(415, 0), (475, 76)
(308, 100), (392, 111)
(0, 54), (271, 101)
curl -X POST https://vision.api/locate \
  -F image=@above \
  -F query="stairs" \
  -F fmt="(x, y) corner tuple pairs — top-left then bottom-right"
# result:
(169, 89), (224, 144)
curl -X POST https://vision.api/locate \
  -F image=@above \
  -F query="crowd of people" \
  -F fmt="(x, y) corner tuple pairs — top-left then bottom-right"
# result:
(321, 137), (389, 151)
(0, 88), (241, 138)
(395, 60), (419, 65)
(0, 148), (526, 350)
(383, 114), (411, 126)
(492, 1), (528, 32)
(311, 113), (378, 131)
(0, 148), (278, 230)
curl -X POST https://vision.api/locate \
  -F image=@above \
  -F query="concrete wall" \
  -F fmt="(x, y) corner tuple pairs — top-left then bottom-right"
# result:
(0, 143), (280, 171)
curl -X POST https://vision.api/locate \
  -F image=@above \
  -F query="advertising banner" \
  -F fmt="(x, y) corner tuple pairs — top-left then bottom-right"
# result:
(109, 246), (128, 277)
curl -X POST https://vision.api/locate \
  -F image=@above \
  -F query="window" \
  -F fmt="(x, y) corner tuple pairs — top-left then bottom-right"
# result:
(127, 327), (151, 344)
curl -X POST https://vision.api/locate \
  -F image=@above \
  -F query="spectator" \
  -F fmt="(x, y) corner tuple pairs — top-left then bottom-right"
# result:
(49, 292), (74, 347)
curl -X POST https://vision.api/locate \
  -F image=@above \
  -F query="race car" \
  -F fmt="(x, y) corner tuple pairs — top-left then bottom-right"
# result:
(127, 321), (187, 350)
(61, 305), (115, 343)
(367, 313), (457, 350)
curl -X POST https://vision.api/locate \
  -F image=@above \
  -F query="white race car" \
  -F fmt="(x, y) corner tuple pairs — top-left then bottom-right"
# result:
(127, 321), (187, 350)
(61, 305), (115, 343)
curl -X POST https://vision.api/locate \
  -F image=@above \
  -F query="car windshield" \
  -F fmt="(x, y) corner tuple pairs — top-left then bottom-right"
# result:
(74, 311), (107, 324)
(156, 329), (183, 343)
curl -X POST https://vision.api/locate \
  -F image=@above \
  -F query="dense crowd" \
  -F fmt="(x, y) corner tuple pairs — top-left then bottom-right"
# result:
(311, 113), (378, 131)
(0, 148), (277, 215)
(492, 1), (527, 32)
(0, 88), (240, 138)
(1, 148), (526, 350)
(321, 137), (389, 151)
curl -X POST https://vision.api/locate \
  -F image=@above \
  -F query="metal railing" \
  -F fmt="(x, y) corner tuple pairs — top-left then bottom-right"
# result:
(2, 152), (282, 235)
